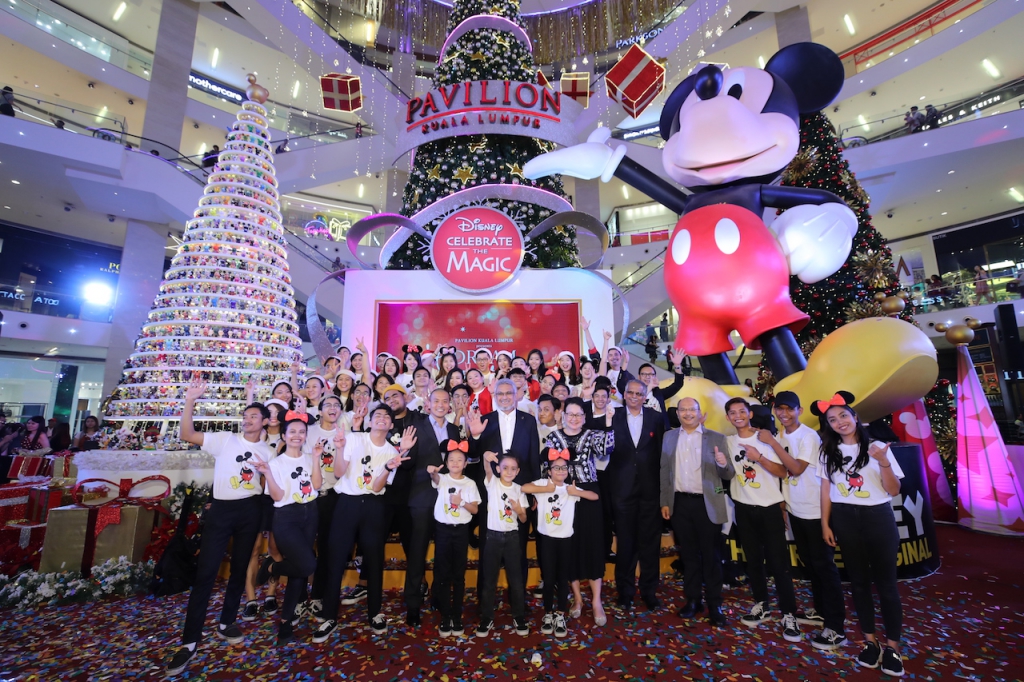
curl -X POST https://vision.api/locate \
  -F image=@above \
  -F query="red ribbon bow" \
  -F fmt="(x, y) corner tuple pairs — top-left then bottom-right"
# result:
(544, 368), (562, 380)
(447, 440), (469, 453)
(548, 448), (570, 461)
(405, 344), (422, 353)
(285, 410), (309, 423)
(815, 393), (849, 415)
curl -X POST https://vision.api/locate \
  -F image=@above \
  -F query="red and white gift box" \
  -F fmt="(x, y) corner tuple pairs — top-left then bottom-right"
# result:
(537, 69), (552, 90)
(604, 44), (666, 118)
(0, 482), (32, 525)
(320, 73), (362, 112)
(2, 521), (46, 550)
(560, 72), (591, 108)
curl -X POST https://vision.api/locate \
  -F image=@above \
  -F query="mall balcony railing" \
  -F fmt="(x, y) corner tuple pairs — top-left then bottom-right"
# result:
(909, 271), (1022, 315)
(4, 94), (126, 136)
(837, 0), (997, 76)
(837, 76), (1024, 147)
(0, 279), (113, 323)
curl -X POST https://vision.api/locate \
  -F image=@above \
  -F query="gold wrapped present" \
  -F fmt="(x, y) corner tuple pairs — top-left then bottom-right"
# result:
(39, 505), (155, 574)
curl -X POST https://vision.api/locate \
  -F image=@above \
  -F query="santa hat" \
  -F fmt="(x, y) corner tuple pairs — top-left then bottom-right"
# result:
(495, 350), (514, 361)
(556, 351), (576, 361)
(474, 348), (494, 358)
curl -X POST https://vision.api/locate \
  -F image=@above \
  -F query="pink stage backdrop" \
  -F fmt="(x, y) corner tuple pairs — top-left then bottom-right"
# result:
(376, 301), (581, 368)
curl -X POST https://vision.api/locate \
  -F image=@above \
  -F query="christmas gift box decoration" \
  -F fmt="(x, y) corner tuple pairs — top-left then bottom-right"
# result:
(604, 44), (666, 118)
(537, 68), (552, 90)
(27, 484), (73, 523)
(47, 451), (77, 482)
(320, 73), (362, 112)
(15, 455), (51, 479)
(560, 72), (591, 108)
(0, 482), (32, 525)
(39, 476), (170, 575)
(0, 521), (45, 572)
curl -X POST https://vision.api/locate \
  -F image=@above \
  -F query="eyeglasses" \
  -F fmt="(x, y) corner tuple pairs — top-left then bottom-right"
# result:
(495, 391), (515, 397)
(639, 372), (656, 379)
(565, 412), (586, 419)
(625, 390), (645, 396)
(549, 465), (568, 471)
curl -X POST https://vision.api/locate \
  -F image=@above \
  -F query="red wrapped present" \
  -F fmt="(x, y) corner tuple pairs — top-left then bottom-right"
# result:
(560, 72), (591, 108)
(605, 44), (666, 118)
(537, 68), (552, 90)
(0, 482), (32, 524)
(27, 485), (73, 523)
(320, 73), (362, 112)
(2, 521), (46, 549)
(0, 521), (45, 573)
(16, 455), (51, 478)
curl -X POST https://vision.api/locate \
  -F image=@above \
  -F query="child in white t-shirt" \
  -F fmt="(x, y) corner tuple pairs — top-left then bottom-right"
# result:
(427, 447), (480, 637)
(523, 449), (598, 639)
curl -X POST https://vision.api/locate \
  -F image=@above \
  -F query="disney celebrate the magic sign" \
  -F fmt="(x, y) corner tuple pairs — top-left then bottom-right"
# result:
(429, 206), (526, 294)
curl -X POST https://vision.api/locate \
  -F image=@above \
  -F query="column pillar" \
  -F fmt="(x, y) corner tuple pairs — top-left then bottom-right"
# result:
(774, 5), (812, 48)
(102, 221), (167, 396)
(141, 0), (199, 151)
(390, 51), (417, 100)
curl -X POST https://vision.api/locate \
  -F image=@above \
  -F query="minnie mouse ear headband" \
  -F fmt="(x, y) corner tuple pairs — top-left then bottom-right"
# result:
(809, 391), (856, 417)
(438, 345), (457, 356)
(402, 344), (422, 355)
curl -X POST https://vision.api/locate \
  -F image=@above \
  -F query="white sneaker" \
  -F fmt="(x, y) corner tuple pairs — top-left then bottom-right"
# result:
(541, 613), (554, 635)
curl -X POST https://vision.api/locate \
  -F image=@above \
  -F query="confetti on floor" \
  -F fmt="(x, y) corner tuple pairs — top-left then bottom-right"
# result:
(1, 525), (1022, 681)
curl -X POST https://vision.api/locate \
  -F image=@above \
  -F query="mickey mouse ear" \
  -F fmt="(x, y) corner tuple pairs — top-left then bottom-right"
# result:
(765, 42), (845, 113)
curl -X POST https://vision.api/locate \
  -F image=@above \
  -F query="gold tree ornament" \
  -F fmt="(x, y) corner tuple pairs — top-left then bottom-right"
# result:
(245, 74), (269, 104)
(426, 164), (442, 181)
(452, 165), (477, 184)
(965, 318), (982, 329)
(506, 162), (525, 179)
(945, 324), (974, 345)
(881, 296), (906, 315)
(934, 323), (949, 332)
(782, 148), (819, 183)
(844, 300), (884, 322)
(873, 292), (887, 302)
(468, 137), (488, 153)
(854, 251), (896, 289)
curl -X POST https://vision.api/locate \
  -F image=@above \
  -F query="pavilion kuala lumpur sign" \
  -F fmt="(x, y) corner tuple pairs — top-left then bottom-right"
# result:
(430, 206), (525, 294)
(394, 80), (584, 160)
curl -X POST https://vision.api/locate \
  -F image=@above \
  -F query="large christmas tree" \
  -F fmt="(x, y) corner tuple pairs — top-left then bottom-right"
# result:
(386, 0), (578, 270)
(755, 111), (956, 479)
(103, 76), (303, 447)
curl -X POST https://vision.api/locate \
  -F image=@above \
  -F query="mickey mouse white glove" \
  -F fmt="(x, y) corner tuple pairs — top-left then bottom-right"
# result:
(771, 203), (858, 283)
(523, 128), (627, 183)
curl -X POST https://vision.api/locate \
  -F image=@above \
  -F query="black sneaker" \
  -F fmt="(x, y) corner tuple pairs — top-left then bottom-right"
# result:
(308, 598), (324, 623)
(541, 613), (554, 635)
(407, 609), (421, 628)
(439, 618), (452, 637)
(312, 619), (338, 644)
(553, 612), (567, 639)
(369, 613), (387, 635)
(263, 597), (279, 616)
(532, 582), (544, 600)
(255, 556), (274, 586)
(475, 620), (494, 638)
(451, 617), (465, 636)
(740, 601), (772, 627)
(780, 613), (801, 643)
(796, 608), (824, 626)
(857, 640), (882, 669)
(277, 620), (294, 644)
(241, 600), (259, 622)
(164, 647), (196, 676)
(811, 628), (847, 651)
(513, 617), (529, 636)
(881, 647), (905, 677)
(215, 623), (244, 645)
(342, 585), (368, 605)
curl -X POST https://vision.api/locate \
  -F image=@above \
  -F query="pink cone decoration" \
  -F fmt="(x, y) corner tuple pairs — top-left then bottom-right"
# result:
(892, 399), (957, 523)
(955, 346), (1024, 535)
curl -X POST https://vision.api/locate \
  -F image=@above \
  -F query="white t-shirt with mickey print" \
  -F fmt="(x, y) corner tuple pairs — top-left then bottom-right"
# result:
(303, 423), (344, 490)
(432, 473), (482, 526)
(727, 434), (785, 507)
(819, 441), (905, 506)
(205, 431), (277, 501)
(332, 432), (397, 497)
(484, 476), (528, 532)
(268, 453), (319, 508)
(532, 479), (578, 539)
(779, 424), (823, 520)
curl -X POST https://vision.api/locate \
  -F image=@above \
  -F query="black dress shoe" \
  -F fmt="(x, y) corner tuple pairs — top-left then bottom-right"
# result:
(407, 609), (421, 628)
(678, 600), (704, 619)
(617, 598), (633, 611)
(708, 607), (727, 627)
(642, 595), (662, 611)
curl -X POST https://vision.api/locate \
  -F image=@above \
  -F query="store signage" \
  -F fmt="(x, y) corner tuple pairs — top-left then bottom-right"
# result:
(394, 80), (583, 160)
(430, 206), (525, 294)
(188, 72), (245, 104)
(0, 289), (59, 305)
(615, 27), (663, 50)
(619, 125), (660, 140)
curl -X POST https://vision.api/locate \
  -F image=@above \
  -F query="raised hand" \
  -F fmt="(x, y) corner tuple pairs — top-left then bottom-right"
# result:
(508, 496), (524, 516)
(743, 445), (764, 463)
(399, 425), (418, 452)
(251, 455), (270, 476)
(386, 453), (411, 471)
(483, 450), (498, 464)
(467, 409), (485, 438)
(713, 446), (728, 467)
(450, 489), (463, 509)
(426, 465), (440, 475)
(333, 430), (346, 450)
(294, 394), (308, 413)
(603, 330), (612, 342)
(670, 348), (686, 367)
(868, 442), (890, 462)
(756, 429), (777, 446)
(580, 316), (591, 330)
(353, 403), (368, 422)
(312, 439), (326, 458)
(356, 337), (368, 352)
(185, 374), (207, 402)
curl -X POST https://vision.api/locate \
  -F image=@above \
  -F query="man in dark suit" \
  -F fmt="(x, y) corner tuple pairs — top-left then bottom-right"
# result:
(638, 347), (688, 428)
(404, 388), (461, 627)
(468, 378), (540, 582)
(608, 379), (665, 610)
(659, 397), (735, 626)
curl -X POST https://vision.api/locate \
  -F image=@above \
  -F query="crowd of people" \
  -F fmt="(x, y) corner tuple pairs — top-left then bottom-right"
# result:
(161, 318), (908, 678)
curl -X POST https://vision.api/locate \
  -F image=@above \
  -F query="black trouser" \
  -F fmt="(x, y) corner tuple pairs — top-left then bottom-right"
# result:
(790, 513), (846, 632)
(404, 507), (435, 612)
(831, 502), (902, 641)
(670, 492), (724, 609)
(733, 501), (797, 614)
(309, 489), (338, 601)
(612, 494), (661, 603)
(181, 496), (262, 645)
(433, 522), (470, 622)
(478, 529), (526, 622)
(597, 469), (615, 556)
(476, 508), (534, 590)
(538, 534), (571, 613)
(382, 501), (412, 556)
(321, 494), (387, 622)
(272, 502), (318, 622)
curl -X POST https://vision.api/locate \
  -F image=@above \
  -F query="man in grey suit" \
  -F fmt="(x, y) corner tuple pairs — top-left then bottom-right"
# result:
(660, 397), (735, 626)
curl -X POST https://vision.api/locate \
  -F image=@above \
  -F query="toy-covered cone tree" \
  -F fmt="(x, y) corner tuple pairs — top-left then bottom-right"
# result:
(385, 0), (578, 270)
(754, 112), (955, 469)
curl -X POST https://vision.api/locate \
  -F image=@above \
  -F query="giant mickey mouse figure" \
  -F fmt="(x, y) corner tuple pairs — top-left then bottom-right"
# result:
(527, 43), (855, 385)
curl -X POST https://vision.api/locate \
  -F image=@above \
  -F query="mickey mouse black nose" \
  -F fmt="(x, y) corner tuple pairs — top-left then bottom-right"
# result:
(694, 65), (723, 101)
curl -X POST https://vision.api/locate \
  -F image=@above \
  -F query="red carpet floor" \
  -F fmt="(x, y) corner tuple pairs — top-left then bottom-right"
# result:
(2, 524), (1022, 681)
